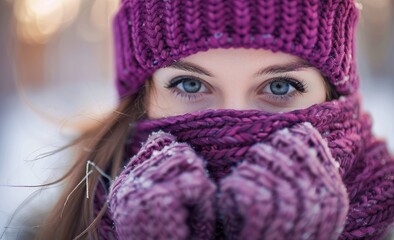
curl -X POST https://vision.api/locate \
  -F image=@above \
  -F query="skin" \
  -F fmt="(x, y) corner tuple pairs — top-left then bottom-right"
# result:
(147, 48), (327, 119)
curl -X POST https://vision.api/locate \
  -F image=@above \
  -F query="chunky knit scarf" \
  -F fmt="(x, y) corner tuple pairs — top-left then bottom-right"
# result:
(93, 93), (394, 240)
(93, 0), (394, 239)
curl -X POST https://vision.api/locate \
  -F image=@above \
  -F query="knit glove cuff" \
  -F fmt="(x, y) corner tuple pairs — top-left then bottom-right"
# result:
(109, 131), (217, 240)
(218, 122), (349, 240)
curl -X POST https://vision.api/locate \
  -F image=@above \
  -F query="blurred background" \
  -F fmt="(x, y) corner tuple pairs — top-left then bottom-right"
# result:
(0, 0), (394, 239)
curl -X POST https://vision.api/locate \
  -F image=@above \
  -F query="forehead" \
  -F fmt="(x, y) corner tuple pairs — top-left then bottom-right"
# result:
(157, 48), (318, 82)
(181, 48), (300, 62)
(170, 48), (309, 76)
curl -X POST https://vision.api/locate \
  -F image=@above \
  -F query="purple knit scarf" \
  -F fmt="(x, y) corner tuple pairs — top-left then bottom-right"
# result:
(103, 94), (394, 240)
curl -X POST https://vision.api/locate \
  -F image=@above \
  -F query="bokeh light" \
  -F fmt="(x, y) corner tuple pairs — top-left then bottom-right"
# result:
(12, 0), (120, 44)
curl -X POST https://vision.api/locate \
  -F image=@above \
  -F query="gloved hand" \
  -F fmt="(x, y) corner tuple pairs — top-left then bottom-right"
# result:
(109, 131), (217, 240)
(217, 122), (350, 240)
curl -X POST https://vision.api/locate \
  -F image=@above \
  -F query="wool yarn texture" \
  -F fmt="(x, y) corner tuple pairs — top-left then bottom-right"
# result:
(91, 0), (394, 239)
(113, 0), (359, 97)
(94, 93), (394, 239)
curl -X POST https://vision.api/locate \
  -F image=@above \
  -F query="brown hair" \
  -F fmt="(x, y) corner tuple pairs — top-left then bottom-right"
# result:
(36, 86), (147, 239)
(324, 76), (339, 101)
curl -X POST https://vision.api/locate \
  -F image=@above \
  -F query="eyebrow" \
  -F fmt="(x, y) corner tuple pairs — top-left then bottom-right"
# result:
(253, 60), (313, 78)
(165, 61), (214, 77)
(165, 59), (313, 77)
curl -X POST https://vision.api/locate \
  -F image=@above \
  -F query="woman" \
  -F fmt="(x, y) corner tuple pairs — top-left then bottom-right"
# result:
(38, 0), (394, 239)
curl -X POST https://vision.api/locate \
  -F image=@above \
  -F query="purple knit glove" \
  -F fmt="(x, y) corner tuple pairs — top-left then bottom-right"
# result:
(218, 122), (349, 240)
(108, 131), (217, 240)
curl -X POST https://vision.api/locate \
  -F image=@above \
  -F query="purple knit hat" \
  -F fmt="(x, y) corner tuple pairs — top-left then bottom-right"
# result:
(113, 0), (360, 98)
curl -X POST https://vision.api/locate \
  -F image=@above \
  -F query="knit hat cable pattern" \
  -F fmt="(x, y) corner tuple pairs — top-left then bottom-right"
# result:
(97, 93), (394, 239)
(114, 0), (359, 97)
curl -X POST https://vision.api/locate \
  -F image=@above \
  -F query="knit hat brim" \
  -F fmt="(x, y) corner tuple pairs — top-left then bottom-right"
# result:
(113, 0), (360, 98)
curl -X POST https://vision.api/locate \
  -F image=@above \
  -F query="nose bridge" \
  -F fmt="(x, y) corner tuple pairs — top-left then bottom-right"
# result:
(219, 88), (252, 110)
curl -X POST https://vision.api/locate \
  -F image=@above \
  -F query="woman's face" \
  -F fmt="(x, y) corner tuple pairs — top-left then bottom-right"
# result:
(147, 48), (328, 119)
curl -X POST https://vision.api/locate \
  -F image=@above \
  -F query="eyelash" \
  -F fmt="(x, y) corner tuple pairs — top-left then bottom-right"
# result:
(165, 75), (307, 102)
(261, 75), (307, 102)
(165, 76), (208, 101)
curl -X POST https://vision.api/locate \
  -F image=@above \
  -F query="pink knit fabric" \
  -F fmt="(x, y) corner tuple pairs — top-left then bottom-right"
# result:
(113, 0), (359, 97)
(94, 93), (394, 239)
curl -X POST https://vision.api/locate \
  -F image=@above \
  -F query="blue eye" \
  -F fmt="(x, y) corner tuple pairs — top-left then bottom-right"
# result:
(264, 78), (306, 96)
(180, 78), (201, 93)
(269, 80), (292, 95)
(166, 76), (208, 94)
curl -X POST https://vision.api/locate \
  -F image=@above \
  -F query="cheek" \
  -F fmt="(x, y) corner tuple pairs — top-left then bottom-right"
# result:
(146, 78), (179, 118)
(147, 90), (175, 119)
(294, 91), (326, 111)
(298, 71), (328, 106)
(146, 88), (209, 118)
(308, 79), (327, 104)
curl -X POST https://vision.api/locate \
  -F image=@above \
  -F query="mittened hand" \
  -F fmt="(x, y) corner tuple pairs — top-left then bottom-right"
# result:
(109, 131), (217, 240)
(218, 122), (350, 240)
